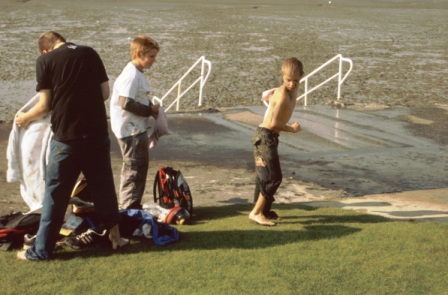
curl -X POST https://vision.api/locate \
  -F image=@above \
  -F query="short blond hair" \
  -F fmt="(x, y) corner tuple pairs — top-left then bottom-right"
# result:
(38, 31), (66, 53)
(130, 35), (159, 60)
(281, 57), (304, 77)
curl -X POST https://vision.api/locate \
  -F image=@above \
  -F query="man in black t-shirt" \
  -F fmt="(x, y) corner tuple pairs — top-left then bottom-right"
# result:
(35, 39), (110, 142)
(16, 31), (128, 261)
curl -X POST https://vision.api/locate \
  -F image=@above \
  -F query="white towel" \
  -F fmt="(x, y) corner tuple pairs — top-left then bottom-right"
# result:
(148, 107), (171, 149)
(261, 88), (277, 102)
(6, 94), (52, 212)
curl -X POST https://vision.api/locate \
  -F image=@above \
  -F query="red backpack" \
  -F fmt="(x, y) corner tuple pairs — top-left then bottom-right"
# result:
(0, 212), (41, 251)
(153, 167), (193, 215)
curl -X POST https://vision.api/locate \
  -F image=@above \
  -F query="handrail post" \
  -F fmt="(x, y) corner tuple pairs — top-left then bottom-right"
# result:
(304, 79), (308, 106)
(176, 81), (182, 111)
(337, 55), (342, 99)
(199, 56), (205, 106)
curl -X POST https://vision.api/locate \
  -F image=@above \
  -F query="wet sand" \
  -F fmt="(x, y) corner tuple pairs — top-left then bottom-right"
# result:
(1, 0), (447, 121)
(0, 0), (447, 217)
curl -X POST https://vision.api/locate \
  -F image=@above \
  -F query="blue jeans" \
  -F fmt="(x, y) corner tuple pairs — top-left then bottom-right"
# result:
(25, 136), (119, 261)
(252, 127), (282, 215)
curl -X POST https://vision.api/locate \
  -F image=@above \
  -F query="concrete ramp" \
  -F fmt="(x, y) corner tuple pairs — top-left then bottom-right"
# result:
(196, 105), (447, 197)
(243, 105), (433, 152)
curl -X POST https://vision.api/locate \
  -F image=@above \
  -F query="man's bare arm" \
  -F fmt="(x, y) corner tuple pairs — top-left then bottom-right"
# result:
(100, 81), (110, 101)
(15, 89), (52, 129)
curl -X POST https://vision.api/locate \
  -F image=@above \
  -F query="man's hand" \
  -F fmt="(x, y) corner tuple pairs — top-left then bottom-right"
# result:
(15, 112), (30, 129)
(15, 90), (52, 129)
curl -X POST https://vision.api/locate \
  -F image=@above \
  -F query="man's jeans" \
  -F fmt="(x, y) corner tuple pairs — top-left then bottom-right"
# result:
(25, 136), (119, 261)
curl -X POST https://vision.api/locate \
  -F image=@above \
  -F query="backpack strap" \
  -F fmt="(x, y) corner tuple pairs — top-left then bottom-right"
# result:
(153, 169), (159, 203)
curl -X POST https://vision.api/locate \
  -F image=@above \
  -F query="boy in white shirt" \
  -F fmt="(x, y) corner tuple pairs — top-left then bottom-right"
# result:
(110, 35), (160, 209)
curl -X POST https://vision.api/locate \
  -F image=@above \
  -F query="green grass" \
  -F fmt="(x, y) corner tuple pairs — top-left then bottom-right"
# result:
(2, 204), (448, 295)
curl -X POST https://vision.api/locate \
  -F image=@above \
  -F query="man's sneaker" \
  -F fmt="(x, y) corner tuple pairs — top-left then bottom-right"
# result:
(64, 228), (107, 250)
(23, 234), (36, 250)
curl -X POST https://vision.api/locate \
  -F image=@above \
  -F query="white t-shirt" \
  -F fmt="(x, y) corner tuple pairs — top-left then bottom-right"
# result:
(110, 62), (151, 138)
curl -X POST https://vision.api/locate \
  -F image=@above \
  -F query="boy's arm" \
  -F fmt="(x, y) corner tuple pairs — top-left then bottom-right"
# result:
(281, 122), (301, 133)
(15, 89), (52, 129)
(118, 96), (159, 117)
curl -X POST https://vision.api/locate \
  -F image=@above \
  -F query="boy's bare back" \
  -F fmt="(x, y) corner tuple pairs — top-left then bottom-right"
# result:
(261, 85), (300, 133)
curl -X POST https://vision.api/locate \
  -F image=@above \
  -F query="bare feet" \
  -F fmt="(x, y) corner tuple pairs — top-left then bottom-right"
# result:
(109, 224), (130, 250)
(16, 250), (29, 261)
(110, 237), (129, 250)
(249, 213), (276, 226)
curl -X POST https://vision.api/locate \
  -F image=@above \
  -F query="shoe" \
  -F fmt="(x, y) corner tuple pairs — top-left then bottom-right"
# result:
(23, 234), (36, 250)
(16, 250), (30, 261)
(64, 228), (107, 250)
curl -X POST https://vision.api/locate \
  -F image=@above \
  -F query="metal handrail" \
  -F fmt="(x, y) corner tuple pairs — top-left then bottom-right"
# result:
(152, 56), (212, 112)
(264, 54), (353, 106)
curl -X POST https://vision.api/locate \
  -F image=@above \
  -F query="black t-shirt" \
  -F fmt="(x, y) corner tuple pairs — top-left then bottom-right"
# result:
(36, 43), (109, 141)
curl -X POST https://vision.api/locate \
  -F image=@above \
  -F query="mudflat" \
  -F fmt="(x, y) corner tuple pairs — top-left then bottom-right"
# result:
(1, 0), (447, 218)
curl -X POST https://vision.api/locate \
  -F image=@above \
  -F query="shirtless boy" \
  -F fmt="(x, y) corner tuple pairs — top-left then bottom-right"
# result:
(249, 57), (304, 226)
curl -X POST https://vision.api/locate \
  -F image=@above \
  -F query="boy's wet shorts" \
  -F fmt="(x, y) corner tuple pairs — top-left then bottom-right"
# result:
(252, 127), (282, 202)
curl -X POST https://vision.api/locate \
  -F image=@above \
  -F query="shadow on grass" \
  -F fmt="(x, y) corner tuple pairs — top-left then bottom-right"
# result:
(193, 203), (390, 224)
(53, 224), (361, 260)
(284, 213), (390, 225)
(50, 203), (392, 260)
(191, 203), (321, 222)
(173, 225), (362, 251)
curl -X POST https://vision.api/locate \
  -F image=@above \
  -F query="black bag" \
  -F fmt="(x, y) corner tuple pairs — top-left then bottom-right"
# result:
(153, 167), (193, 215)
(0, 212), (41, 251)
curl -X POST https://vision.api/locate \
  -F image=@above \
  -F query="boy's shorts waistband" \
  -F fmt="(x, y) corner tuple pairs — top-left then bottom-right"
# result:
(256, 126), (279, 136)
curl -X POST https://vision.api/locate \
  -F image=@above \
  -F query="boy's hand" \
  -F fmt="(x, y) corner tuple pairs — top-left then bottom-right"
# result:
(290, 122), (301, 133)
(151, 104), (160, 117)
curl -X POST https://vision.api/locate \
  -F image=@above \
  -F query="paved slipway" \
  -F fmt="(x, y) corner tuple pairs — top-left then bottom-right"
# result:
(150, 103), (448, 222)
